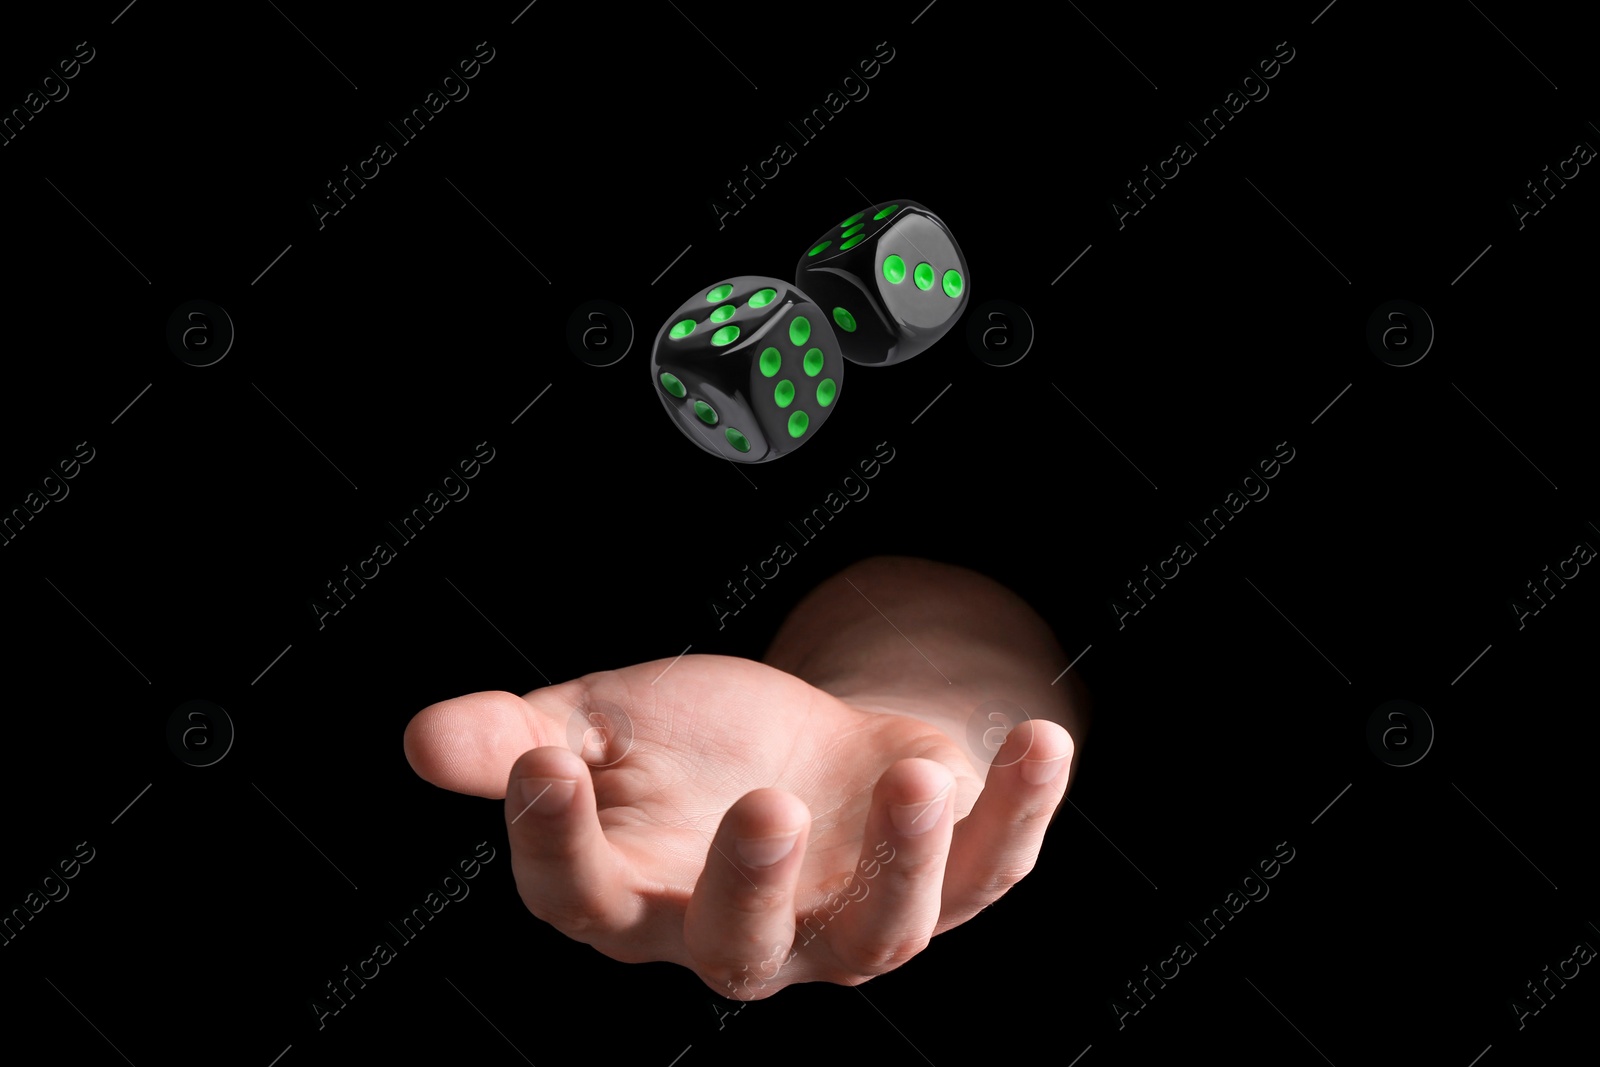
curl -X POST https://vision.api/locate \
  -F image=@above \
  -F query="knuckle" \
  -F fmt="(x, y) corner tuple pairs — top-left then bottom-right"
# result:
(1011, 792), (1058, 825)
(974, 858), (1035, 897)
(723, 882), (793, 916)
(1013, 793), (1061, 829)
(601, 941), (657, 964)
(883, 851), (947, 885)
(521, 836), (587, 864)
(703, 972), (784, 1001)
(695, 960), (787, 1000)
(688, 935), (793, 981)
(523, 894), (606, 938)
(834, 935), (929, 975)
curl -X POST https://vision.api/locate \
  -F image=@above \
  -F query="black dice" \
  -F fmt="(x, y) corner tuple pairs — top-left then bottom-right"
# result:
(651, 276), (844, 463)
(796, 200), (969, 366)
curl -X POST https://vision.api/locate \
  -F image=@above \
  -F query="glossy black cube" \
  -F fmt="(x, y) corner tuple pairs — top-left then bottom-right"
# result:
(650, 276), (844, 463)
(795, 200), (969, 367)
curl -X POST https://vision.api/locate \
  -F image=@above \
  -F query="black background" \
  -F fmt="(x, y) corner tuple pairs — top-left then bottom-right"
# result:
(2, 1), (1595, 1064)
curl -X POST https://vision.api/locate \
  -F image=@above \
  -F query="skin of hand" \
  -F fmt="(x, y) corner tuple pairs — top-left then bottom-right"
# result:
(403, 556), (1088, 998)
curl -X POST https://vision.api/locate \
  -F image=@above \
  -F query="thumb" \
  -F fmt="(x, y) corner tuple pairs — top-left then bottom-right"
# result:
(404, 687), (578, 798)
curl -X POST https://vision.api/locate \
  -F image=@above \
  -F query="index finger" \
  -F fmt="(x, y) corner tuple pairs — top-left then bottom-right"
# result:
(938, 719), (1074, 930)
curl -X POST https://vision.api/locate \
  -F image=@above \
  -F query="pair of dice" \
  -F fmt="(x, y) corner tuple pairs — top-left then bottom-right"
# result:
(651, 199), (968, 463)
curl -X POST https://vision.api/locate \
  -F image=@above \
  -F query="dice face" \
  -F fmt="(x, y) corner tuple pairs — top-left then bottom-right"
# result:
(651, 276), (844, 463)
(796, 200), (969, 367)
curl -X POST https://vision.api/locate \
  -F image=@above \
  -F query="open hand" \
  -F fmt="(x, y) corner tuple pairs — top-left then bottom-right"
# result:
(403, 651), (1073, 998)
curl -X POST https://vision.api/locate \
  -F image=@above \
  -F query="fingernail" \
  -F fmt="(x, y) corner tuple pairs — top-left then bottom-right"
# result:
(1021, 753), (1069, 785)
(735, 831), (800, 868)
(891, 786), (950, 836)
(516, 777), (575, 817)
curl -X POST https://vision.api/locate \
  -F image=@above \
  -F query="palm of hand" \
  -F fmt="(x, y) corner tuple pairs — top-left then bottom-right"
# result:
(584, 657), (978, 932)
